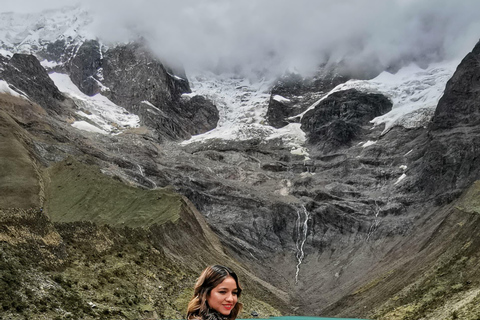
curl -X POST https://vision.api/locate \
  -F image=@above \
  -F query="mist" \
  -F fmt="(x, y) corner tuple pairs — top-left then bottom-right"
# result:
(82, 0), (480, 78)
(7, 0), (480, 78)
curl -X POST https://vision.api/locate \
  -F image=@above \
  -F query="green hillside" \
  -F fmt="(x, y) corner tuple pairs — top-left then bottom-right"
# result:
(0, 96), (42, 209)
(45, 158), (182, 227)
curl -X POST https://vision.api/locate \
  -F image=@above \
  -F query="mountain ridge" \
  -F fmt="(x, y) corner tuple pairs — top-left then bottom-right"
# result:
(1, 5), (480, 320)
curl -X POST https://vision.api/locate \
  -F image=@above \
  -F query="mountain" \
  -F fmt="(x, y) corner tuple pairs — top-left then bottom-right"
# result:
(1, 5), (480, 320)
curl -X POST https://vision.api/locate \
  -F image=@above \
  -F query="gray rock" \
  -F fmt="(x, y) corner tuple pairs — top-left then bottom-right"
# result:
(432, 40), (480, 129)
(57, 39), (218, 141)
(67, 39), (103, 96)
(1, 53), (66, 114)
(411, 40), (480, 199)
(266, 67), (350, 128)
(300, 89), (392, 151)
(101, 41), (218, 140)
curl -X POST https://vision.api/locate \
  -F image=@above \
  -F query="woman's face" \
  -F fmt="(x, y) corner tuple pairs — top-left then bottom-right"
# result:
(206, 276), (238, 315)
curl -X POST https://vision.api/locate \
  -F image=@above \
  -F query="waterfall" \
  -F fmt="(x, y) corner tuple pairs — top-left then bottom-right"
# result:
(295, 204), (310, 284)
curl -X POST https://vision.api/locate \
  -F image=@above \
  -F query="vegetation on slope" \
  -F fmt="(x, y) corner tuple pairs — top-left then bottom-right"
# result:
(366, 182), (480, 320)
(320, 180), (480, 320)
(0, 93), (45, 209)
(1, 188), (283, 320)
(0, 208), (196, 319)
(45, 157), (182, 227)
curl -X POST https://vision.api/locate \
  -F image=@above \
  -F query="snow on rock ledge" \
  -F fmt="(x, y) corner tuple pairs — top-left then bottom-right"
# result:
(49, 72), (140, 134)
(297, 60), (459, 134)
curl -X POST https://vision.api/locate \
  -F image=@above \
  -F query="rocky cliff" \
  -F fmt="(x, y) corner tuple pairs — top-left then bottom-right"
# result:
(64, 39), (218, 141)
(320, 40), (480, 319)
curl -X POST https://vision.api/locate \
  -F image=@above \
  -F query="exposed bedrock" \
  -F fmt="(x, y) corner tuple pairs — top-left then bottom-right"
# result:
(300, 88), (392, 151)
(412, 40), (480, 201)
(266, 69), (350, 128)
(67, 39), (103, 96)
(146, 118), (421, 313)
(1, 53), (70, 115)
(67, 40), (218, 141)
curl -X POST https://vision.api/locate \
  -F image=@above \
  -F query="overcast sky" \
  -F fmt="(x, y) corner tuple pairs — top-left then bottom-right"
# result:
(3, 0), (480, 77)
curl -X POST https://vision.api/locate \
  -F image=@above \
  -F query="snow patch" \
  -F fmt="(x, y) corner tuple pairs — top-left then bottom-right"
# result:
(40, 59), (60, 68)
(394, 173), (407, 185)
(296, 60), (459, 134)
(273, 95), (291, 103)
(0, 48), (13, 57)
(362, 140), (377, 147)
(181, 72), (309, 157)
(0, 7), (95, 55)
(49, 72), (140, 134)
(141, 100), (161, 112)
(72, 121), (108, 134)
(0, 80), (23, 97)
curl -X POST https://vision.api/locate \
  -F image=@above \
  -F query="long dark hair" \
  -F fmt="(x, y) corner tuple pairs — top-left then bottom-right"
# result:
(186, 265), (243, 320)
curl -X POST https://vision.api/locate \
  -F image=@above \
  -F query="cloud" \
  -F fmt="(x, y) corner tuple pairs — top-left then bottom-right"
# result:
(0, 0), (78, 13)
(5, 0), (480, 78)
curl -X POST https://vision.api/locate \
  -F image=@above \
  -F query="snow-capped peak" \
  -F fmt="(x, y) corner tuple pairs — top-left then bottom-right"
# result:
(181, 59), (459, 160)
(0, 6), (94, 56)
(296, 60), (459, 134)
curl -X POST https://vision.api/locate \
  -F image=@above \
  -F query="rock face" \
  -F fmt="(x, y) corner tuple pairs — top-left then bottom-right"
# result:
(101, 41), (188, 106)
(266, 69), (350, 128)
(300, 89), (392, 151)
(1, 54), (67, 114)
(431, 42), (480, 130)
(178, 95), (219, 135)
(38, 39), (78, 65)
(413, 40), (480, 199)
(68, 39), (103, 96)
(266, 95), (300, 128)
(67, 39), (218, 141)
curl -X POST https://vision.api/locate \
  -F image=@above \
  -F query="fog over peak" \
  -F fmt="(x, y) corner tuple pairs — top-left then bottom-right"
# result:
(5, 0), (480, 78)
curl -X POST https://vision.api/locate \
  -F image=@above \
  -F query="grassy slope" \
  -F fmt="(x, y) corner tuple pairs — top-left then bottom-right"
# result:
(0, 207), (283, 320)
(0, 207), (194, 319)
(45, 157), (182, 227)
(325, 181), (480, 320)
(0, 95), (42, 208)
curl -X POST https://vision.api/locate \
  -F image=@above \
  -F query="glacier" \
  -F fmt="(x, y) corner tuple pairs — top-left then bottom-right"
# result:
(0, 5), (460, 155)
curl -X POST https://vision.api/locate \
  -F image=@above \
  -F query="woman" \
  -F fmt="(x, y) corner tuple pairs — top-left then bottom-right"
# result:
(187, 265), (243, 320)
